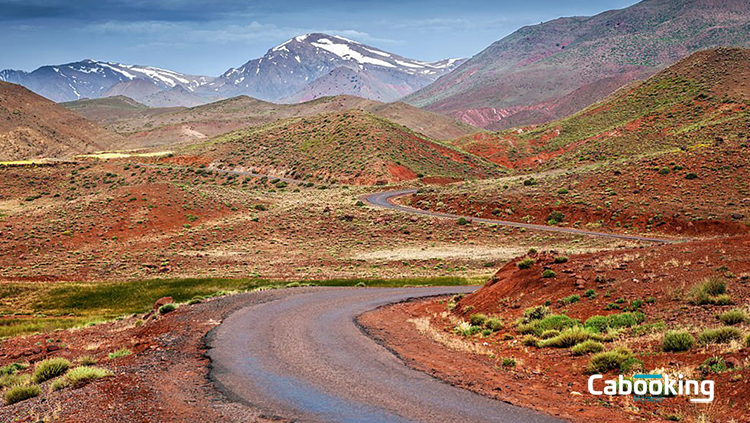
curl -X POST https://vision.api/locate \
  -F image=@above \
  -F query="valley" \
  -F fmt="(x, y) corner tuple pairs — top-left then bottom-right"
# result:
(1, 1), (749, 422)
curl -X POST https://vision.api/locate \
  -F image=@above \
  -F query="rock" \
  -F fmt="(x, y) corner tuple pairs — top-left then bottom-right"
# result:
(731, 213), (745, 220)
(725, 357), (741, 369)
(46, 345), (60, 352)
(153, 296), (174, 311)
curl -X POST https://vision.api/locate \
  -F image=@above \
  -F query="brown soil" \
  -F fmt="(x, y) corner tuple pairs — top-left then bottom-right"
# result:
(362, 235), (750, 423)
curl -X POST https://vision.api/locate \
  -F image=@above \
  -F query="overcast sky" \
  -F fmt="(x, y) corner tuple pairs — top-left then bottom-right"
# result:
(0, 0), (639, 76)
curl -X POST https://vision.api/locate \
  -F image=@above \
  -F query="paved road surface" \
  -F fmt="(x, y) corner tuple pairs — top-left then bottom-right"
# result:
(364, 189), (675, 244)
(209, 287), (566, 423)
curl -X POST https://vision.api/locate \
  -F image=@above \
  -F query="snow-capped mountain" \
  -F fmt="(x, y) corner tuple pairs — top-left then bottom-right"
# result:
(0, 60), (213, 103)
(198, 34), (465, 102)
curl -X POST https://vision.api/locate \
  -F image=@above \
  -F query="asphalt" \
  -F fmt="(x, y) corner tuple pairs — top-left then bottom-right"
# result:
(208, 287), (567, 423)
(364, 189), (676, 244)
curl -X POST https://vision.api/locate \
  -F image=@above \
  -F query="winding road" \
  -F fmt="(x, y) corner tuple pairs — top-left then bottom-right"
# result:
(364, 189), (675, 244)
(209, 287), (565, 423)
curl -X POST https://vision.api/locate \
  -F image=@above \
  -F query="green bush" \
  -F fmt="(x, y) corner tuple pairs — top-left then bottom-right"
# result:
(662, 331), (695, 352)
(547, 211), (565, 225)
(470, 313), (488, 326)
(542, 270), (557, 278)
(518, 314), (580, 335)
(571, 340), (605, 355)
(718, 308), (748, 325)
(0, 363), (27, 376)
(77, 356), (97, 366)
(501, 357), (516, 367)
(554, 256), (569, 263)
(583, 312), (646, 333)
(522, 335), (539, 346)
(108, 348), (132, 359)
(698, 327), (744, 345)
(50, 377), (71, 392)
(5, 384), (40, 405)
(521, 305), (549, 323)
(688, 277), (730, 305)
(540, 329), (560, 339)
(456, 217), (470, 226)
(517, 259), (535, 270)
(538, 326), (595, 348)
(31, 358), (70, 383)
(699, 356), (727, 374)
(485, 317), (504, 331)
(584, 289), (596, 299)
(586, 347), (634, 374)
(158, 303), (176, 314)
(559, 294), (580, 304)
(66, 366), (113, 386)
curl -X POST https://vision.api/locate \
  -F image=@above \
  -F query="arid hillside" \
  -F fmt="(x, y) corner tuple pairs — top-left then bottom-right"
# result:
(0, 81), (121, 161)
(183, 110), (502, 184)
(64, 94), (478, 148)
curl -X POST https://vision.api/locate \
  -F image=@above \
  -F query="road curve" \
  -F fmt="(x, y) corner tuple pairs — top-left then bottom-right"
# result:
(364, 189), (676, 244)
(208, 287), (565, 423)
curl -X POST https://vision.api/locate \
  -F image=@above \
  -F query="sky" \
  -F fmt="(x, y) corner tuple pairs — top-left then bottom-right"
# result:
(0, 0), (639, 76)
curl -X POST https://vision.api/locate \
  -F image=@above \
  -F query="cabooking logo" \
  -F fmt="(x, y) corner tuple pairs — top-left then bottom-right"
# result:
(588, 373), (714, 403)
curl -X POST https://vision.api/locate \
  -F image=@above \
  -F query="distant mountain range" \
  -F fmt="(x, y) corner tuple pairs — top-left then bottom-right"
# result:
(0, 34), (463, 107)
(405, 0), (750, 129)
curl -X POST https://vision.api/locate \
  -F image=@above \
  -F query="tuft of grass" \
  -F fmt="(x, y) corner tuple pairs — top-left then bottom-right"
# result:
(571, 340), (604, 355)
(49, 377), (70, 392)
(586, 347), (635, 374)
(542, 270), (557, 278)
(484, 317), (504, 332)
(31, 358), (70, 384)
(517, 258), (535, 270)
(538, 326), (597, 348)
(662, 331), (695, 352)
(5, 384), (40, 405)
(522, 335), (539, 346)
(699, 356), (727, 374)
(65, 366), (113, 387)
(501, 357), (516, 367)
(108, 348), (132, 359)
(158, 303), (176, 314)
(698, 326), (744, 345)
(517, 314), (580, 335)
(540, 329), (560, 339)
(469, 313), (487, 326)
(687, 277), (731, 305)
(0, 363), (27, 376)
(718, 308), (748, 325)
(584, 312), (645, 333)
(558, 294), (580, 305)
(77, 356), (97, 366)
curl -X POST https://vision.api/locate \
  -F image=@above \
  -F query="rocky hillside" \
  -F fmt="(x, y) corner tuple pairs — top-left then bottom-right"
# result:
(0, 81), (121, 160)
(450, 47), (750, 168)
(406, 0), (750, 129)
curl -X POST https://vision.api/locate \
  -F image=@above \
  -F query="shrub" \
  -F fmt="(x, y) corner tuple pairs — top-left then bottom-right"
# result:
(501, 357), (516, 367)
(688, 277), (730, 305)
(108, 348), (132, 359)
(485, 317), (504, 331)
(620, 357), (645, 373)
(699, 356), (727, 374)
(662, 331), (695, 352)
(539, 326), (595, 348)
(158, 303), (176, 314)
(658, 167), (671, 175)
(456, 217), (469, 226)
(685, 173), (698, 180)
(584, 289), (596, 299)
(518, 314), (579, 335)
(554, 256), (569, 263)
(557, 188), (569, 195)
(0, 363), (26, 376)
(0, 373), (28, 388)
(586, 347), (634, 374)
(540, 330), (560, 339)
(66, 366), (113, 387)
(517, 258), (535, 270)
(542, 270), (557, 278)
(698, 327), (744, 345)
(454, 322), (481, 337)
(77, 356), (97, 366)
(521, 305), (549, 323)
(718, 308), (748, 325)
(571, 340), (604, 355)
(470, 313), (488, 326)
(522, 335), (539, 346)
(583, 315), (610, 333)
(606, 312), (646, 329)
(559, 294), (580, 305)
(50, 377), (71, 392)
(547, 211), (565, 225)
(5, 384), (40, 405)
(31, 358), (70, 383)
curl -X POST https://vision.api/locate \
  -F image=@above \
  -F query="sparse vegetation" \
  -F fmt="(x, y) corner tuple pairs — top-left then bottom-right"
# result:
(688, 277), (731, 305)
(698, 326), (744, 345)
(718, 308), (748, 325)
(158, 303), (176, 314)
(65, 366), (113, 386)
(586, 347), (636, 374)
(31, 358), (70, 384)
(5, 384), (40, 405)
(108, 348), (132, 359)
(571, 340), (604, 355)
(517, 258), (535, 270)
(662, 331), (695, 352)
